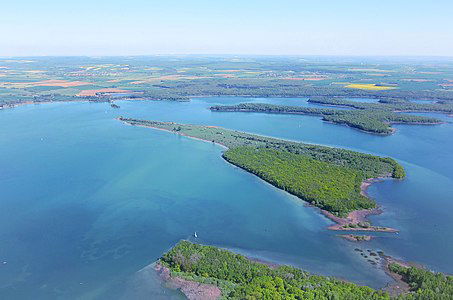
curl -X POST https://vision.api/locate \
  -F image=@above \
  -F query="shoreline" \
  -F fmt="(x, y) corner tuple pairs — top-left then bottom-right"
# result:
(118, 119), (229, 150)
(155, 244), (423, 299)
(321, 208), (397, 232)
(322, 119), (396, 135)
(0, 96), (188, 111)
(322, 176), (398, 233)
(154, 262), (221, 300)
(211, 108), (396, 135)
(2, 95), (452, 115)
(380, 255), (423, 296)
(361, 175), (391, 198)
(121, 119), (398, 233)
(211, 108), (444, 135)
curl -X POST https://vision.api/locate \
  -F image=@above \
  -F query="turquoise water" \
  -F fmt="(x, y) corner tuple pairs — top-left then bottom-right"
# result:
(0, 97), (452, 299)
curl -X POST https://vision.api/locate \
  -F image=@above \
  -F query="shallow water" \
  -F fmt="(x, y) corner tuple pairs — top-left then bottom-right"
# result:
(0, 97), (452, 299)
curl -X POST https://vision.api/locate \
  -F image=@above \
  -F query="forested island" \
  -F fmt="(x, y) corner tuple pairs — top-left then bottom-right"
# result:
(120, 118), (404, 231)
(210, 103), (444, 135)
(308, 97), (453, 114)
(157, 241), (453, 299)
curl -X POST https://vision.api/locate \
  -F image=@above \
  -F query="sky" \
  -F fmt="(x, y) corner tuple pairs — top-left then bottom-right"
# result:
(1, 0), (452, 57)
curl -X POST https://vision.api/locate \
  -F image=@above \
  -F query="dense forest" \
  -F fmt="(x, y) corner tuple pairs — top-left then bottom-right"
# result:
(160, 241), (453, 299)
(223, 146), (373, 215)
(121, 118), (405, 216)
(388, 263), (453, 299)
(308, 97), (453, 114)
(210, 103), (442, 135)
(135, 78), (453, 102)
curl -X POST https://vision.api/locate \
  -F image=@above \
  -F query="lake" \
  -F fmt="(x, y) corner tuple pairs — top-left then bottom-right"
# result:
(0, 97), (452, 299)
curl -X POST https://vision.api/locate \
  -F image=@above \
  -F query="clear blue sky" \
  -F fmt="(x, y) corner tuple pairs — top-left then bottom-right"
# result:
(1, 0), (452, 56)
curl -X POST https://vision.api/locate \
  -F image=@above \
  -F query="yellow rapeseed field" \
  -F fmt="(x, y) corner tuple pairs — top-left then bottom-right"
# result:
(345, 83), (397, 90)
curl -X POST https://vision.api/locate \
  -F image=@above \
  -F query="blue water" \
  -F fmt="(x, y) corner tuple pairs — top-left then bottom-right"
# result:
(0, 97), (452, 299)
(400, 111), (453, 123)
(409, 99), (438, 104)
(198, 96), (351, 109)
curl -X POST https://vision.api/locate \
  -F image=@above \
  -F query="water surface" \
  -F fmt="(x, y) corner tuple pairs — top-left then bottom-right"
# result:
(0, 97), (452, 299)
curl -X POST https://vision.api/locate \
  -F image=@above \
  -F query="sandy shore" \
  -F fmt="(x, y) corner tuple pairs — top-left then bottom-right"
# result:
(359, 177), (385, 197)
(155, 263), (221, 300)
(323, 207), (397, 233)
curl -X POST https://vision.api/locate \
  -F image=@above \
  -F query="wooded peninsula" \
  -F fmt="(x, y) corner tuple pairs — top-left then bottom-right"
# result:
(210, 102), (445, 135)
(120, 118), (404, 230)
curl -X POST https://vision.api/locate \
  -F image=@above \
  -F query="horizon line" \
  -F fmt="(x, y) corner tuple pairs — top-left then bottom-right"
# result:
(1, 54), (453, 59)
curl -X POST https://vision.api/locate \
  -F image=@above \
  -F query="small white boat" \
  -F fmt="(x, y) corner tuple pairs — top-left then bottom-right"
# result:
(194, 232), (198, 238)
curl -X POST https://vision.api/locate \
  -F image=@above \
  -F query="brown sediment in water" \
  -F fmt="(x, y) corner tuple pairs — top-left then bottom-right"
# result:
(155, 263), (221, 300)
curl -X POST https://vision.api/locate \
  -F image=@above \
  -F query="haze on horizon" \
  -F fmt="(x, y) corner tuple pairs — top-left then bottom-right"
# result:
(1, 0), (453, 57)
